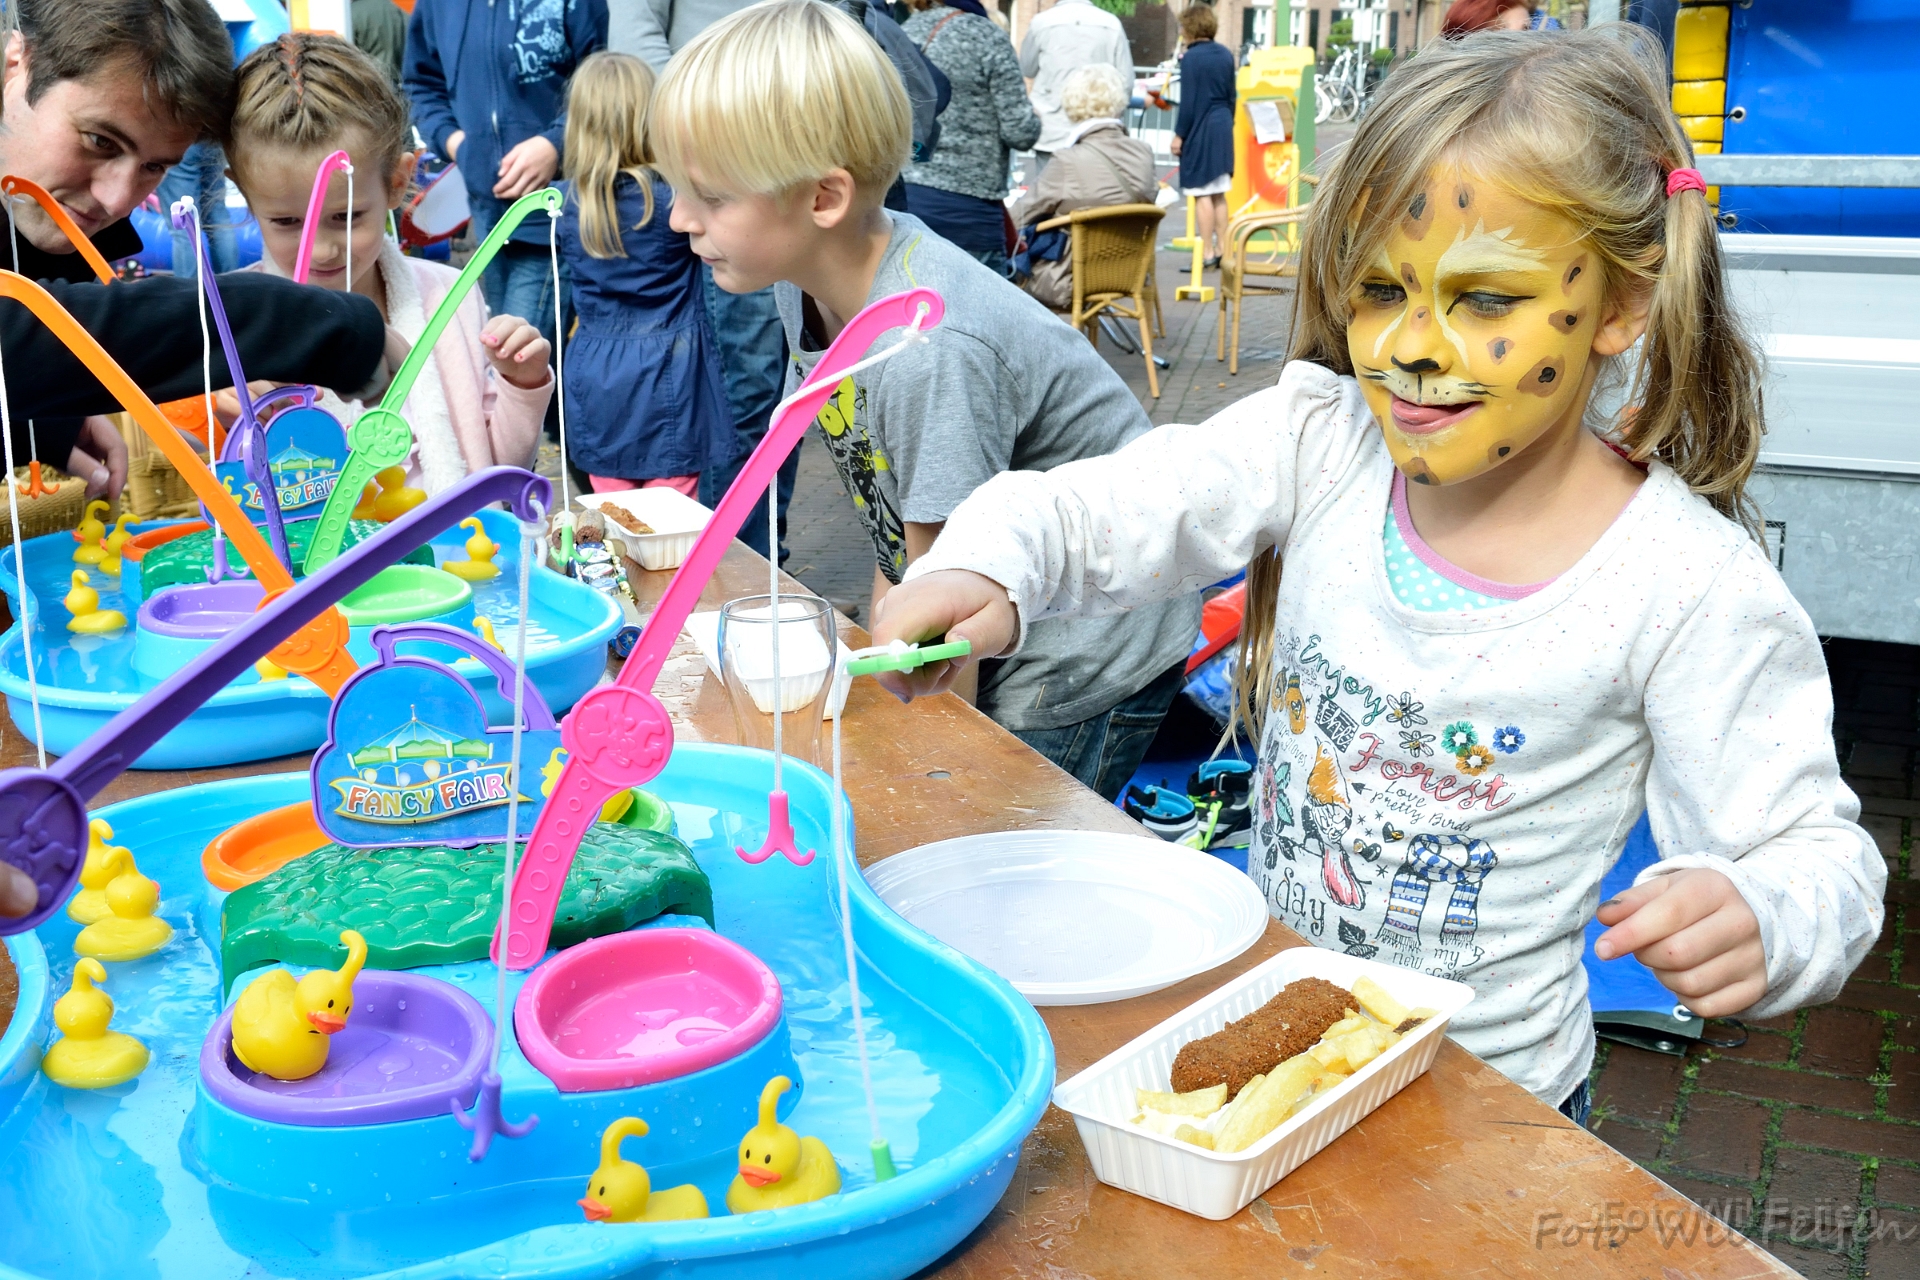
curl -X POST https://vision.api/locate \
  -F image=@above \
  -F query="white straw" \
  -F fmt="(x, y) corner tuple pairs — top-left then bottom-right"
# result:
(548, 212), (569, 514)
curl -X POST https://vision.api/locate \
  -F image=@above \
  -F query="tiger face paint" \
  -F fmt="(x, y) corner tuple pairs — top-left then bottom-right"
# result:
(1346, 167), (1607, 486)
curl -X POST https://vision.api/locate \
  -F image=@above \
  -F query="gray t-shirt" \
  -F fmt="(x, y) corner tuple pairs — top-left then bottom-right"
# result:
(777, 213), (1200, 730)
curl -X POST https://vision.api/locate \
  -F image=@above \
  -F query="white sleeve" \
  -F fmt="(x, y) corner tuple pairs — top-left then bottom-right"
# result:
(1638, 540), (1887, 1017)
(905, 360), (1370, 644)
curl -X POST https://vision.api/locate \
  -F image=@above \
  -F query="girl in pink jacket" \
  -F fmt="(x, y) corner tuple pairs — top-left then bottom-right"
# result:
(224, 33), (553, 495)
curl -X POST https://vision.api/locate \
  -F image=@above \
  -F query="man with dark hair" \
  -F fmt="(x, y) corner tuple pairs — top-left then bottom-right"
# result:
(0, 0), (401, 496)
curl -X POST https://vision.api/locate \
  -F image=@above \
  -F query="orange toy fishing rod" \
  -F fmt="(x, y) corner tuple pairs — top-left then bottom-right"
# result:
(0, 177), (116, 285)
(0, 269), (356, 694)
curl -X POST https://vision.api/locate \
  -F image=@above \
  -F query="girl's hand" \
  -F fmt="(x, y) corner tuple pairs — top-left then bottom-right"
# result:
(480, 314), (552, 389)
(1170, 135), (1183, 157)
(0, 861), (34, 918)
(1594, 868), (1767, 1017)
(868, 569), (1018, 702)
(213, 379), (281, 427)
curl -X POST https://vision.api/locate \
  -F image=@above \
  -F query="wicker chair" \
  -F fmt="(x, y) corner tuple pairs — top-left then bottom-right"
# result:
(1217, 207), (1308, 375)
(1036, 202), (1168, 398)
(1217, 173), (1318, 375)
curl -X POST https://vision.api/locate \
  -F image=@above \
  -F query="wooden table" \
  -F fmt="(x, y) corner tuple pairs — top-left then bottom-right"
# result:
(24, 544), (1796, 1280)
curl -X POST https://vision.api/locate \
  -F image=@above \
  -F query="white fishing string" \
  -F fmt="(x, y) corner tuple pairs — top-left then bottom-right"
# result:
(832, 708), (882, 1146)
(492, 497), (542, 1071)
(343, 161), (354, 301)
(0, 247), (46, 770)
(755, 304), (931, 800)
(5, 201), (37, 493)
(768, 475), (781, 791)
(547, 212), (569, 514)
(182, 199), (225, 576)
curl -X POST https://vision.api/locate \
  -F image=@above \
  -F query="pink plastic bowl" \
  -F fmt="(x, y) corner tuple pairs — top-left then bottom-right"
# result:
(513, 928), (783, 1093)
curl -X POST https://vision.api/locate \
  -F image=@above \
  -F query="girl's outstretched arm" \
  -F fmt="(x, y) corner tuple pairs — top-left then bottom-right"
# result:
(1618, 539), (1887, 1020)
(899, 360), (1372, 655)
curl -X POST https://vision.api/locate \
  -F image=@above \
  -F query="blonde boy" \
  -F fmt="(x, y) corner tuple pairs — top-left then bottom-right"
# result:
(653, 0), (1202, 798)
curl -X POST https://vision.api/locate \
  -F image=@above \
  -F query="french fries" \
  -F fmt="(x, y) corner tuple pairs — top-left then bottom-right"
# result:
(1129, 972), (1435, 1157)
(1136, 1083), (1228, 1116)
(1173, 1123), (1215, 1150)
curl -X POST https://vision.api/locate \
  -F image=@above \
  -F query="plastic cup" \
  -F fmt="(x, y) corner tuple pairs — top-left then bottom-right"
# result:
(716, 594), (836, 766)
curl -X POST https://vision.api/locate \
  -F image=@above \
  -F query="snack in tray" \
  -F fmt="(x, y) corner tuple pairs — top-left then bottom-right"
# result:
(598, 502), (655, 536)
(1169, 976), (1353, 1097)
(1131, 974), (1438, 1155)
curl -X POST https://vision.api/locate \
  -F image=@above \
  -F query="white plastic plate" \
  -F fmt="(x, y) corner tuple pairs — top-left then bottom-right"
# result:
(865, 830), (1268, 1005)
(1052, 947), (1475, 1219)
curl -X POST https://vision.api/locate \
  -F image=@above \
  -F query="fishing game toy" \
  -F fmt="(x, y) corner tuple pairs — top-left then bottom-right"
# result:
(0, 277), (1055, 1280)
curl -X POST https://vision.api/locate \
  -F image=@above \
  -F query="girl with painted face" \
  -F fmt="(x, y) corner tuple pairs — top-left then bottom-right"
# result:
(863, 26), (1886, 1120)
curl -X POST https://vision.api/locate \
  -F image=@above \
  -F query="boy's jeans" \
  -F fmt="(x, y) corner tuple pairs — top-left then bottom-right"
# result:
(1005, 660), (1188, 802)
(159, 141), (237, 279)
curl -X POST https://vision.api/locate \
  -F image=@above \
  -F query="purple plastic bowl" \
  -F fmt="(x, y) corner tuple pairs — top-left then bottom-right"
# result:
(139, 581), (268, 639)
(201, 969), (491, 1126)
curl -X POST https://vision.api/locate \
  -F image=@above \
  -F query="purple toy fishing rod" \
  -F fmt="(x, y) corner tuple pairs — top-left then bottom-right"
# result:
(0, 466), (550, 933)
(170, 196), (293, 572)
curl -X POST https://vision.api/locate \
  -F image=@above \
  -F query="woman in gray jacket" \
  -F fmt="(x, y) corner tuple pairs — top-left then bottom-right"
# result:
(1010, 63), (1158, 309)
(902, 0), (1041, 277)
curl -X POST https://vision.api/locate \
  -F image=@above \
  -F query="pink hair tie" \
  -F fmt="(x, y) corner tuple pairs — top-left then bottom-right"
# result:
(1666, 167), (1708, 198)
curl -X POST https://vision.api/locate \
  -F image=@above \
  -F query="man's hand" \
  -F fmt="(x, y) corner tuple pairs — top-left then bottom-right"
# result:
(0, 862), (35, 918)
(1594, 867), (1768, 1018)
(867, 569), (1018, 702)
(446, 130), (466, 164)
(480, 313), (551, 389)
(494, 136), (559, 199)
(68, 416), (126, 500)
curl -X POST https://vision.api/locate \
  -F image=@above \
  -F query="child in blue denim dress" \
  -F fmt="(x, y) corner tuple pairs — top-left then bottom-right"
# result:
(556, 51), (735, 496)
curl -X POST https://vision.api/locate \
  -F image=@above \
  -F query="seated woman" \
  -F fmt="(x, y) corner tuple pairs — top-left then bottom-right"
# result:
(1010, 64), (1157, 310)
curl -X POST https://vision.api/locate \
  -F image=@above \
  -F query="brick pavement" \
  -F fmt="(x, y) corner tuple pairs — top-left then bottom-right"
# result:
(777, 246), (1919, 1280)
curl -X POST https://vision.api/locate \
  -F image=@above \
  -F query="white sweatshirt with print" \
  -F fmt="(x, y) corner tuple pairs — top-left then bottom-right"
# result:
(906, 361), (1886, 1104)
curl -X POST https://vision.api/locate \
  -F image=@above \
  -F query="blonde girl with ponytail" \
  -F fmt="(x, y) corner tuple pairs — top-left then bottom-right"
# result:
(867, 25), (1884, 1117)
(226, 34), (552, 495)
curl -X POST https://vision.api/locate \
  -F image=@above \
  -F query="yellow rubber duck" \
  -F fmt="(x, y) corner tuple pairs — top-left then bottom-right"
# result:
(72, 499), (109, 563)
(351, 480), (379, 520)
(473, 615), (503, 651)
(540, 747), (634, 822)
(254, 656), (288, 682)
(579, 1117), (710, 1223)
(42, 958), (149, 1088)
(230, 929), (366, 1081)
(96, 512), (134, 576)
(370, 466), (427, 523)
(67, 819), (132, 925)
(442, 517), (501, 581)
(64, 571), (127, 634)
(74, 854), (173, 962)
(725, 1076), (841, 1213)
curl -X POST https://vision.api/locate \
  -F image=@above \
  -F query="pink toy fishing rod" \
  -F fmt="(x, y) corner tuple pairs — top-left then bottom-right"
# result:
(292, 149), (353, 284)
(493, 287), (944, 969)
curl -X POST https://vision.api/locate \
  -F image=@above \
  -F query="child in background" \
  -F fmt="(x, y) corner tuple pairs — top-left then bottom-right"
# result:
(870, 27), (1886, 1119)
(555, 52), (735, 497)
(650, 0), (1201, 801)
(224, 33), (553, 495)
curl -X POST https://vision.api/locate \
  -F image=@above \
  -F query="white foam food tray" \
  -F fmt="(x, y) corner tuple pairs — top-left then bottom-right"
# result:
(1052, 947), (1474, 1220)
(577, 489), (712, 571)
